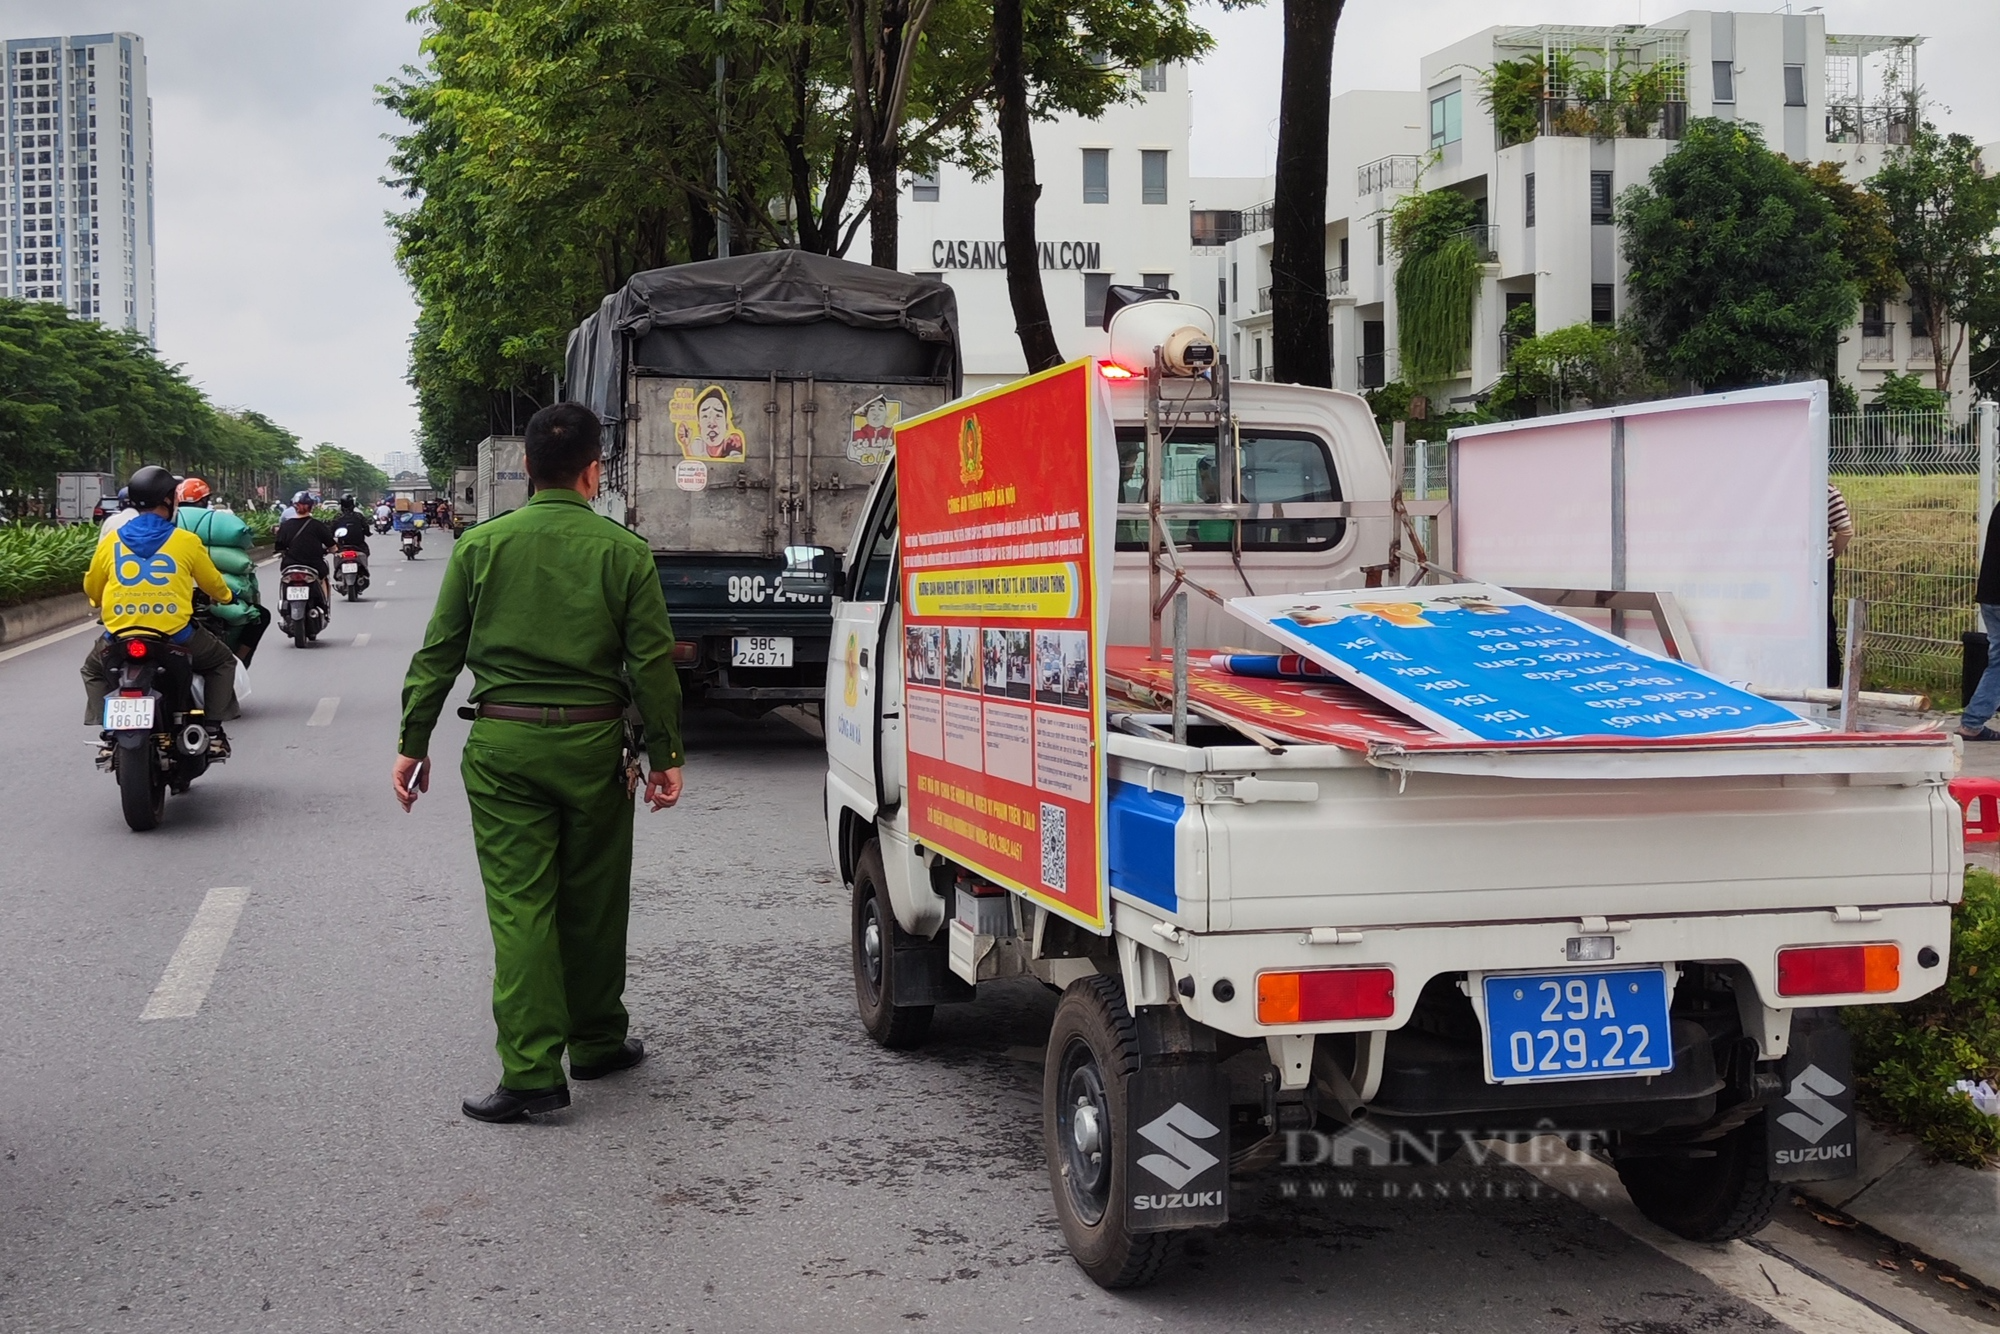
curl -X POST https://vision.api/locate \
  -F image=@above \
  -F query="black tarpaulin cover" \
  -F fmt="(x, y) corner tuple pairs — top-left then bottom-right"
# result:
(564, 251), (960, 421)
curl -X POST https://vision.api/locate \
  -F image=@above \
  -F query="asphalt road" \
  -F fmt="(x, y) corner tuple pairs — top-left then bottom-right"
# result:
(0, 535), (1991, 1334)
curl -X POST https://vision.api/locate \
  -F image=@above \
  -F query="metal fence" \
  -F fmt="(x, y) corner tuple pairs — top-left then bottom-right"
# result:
(1832, 405), (1997, 700)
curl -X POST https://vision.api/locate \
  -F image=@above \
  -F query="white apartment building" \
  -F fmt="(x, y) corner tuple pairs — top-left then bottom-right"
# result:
(894, 62), (1264, 391)
(1220, 11), (1971, 411)
(2, 32), (155, 341)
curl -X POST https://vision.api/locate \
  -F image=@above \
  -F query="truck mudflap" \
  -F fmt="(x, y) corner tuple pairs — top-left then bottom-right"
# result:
(1767, 1010), (1858, 1182)
(1126, 1009), (1230, 1233)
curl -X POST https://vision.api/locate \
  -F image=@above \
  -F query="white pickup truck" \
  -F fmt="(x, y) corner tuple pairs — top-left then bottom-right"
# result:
(820, 295), (1960, 1289)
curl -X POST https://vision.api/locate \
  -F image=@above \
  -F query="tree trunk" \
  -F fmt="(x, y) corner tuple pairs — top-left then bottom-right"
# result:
(867, 136), (900, 267)
(1270, 0), (1342, 387)
(993, 0), (1061, 372)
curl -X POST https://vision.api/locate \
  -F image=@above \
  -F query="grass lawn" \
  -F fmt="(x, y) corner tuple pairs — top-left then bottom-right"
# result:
(1832, 471), (1980, 704)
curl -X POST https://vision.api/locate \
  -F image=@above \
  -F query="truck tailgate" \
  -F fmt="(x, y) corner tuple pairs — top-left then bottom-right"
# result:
(1192, 739), (1957, 931)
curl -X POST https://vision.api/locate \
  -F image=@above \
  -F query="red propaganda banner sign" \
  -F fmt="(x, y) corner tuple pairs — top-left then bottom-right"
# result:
(896, 358), (1115, 932)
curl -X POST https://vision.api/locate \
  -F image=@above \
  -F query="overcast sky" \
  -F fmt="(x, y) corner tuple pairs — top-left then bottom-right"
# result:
(3, 1), (1994, 465)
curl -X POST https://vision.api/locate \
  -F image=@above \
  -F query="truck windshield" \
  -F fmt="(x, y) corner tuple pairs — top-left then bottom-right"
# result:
(1114, 428), (1344, 551)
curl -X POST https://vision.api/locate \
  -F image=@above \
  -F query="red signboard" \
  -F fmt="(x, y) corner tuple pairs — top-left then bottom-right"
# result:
(897, 359), (1113, 931)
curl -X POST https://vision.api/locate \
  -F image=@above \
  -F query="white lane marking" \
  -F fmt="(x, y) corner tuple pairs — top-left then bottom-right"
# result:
(375, 600), (388, 611)
(387, 581), (397, 586)
(140, 887), (250, 1021)
(0, 617), (99, 665)
(352, 633), (371, 647)
(1498, 1139), (1912, 1334)
(307, 697), (340, 726)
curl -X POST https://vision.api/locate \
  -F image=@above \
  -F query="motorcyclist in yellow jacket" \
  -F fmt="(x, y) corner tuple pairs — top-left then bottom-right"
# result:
(80, 466), (241, 746)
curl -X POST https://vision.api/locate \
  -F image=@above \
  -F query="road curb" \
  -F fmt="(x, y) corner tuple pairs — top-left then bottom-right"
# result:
(1798, 1112), (2000, 1291)
(0, 592), (93, 646)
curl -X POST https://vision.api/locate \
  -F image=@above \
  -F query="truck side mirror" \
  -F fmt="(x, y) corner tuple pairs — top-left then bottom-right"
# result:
(779, 546), (843, 600)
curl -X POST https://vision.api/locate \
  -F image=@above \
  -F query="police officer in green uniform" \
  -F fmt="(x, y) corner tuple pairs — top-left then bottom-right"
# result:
(393, 402), (685, 1123)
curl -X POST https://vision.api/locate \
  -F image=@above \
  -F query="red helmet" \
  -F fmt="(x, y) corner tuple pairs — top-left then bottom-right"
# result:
(175, 476), (211, 504)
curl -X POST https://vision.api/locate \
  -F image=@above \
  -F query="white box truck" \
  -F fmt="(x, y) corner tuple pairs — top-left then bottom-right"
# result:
(56, 471), (116, 524)
(474, 435), (527, 524)
(821, 292), (1959, 1288)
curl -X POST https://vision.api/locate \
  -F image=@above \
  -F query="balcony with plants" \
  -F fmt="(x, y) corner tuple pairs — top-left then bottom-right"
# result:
(1479, 27), (1688, 148)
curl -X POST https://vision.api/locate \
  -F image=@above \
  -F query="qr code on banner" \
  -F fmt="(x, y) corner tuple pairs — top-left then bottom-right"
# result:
(1040, 803), (1066, 892)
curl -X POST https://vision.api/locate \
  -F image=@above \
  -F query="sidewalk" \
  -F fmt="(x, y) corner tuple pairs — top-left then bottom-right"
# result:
(1799, 1111), (2000, 1291)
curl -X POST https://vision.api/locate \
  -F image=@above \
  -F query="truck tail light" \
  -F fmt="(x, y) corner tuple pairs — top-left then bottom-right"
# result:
(671, 642), (699, 665)
(1098, 362), (1136, 380)
(1776, 944), (1899, 996)
(1257, 968), (1395, 1024)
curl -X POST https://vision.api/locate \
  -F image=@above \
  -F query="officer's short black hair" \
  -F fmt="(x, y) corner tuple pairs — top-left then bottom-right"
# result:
(525, 403), (603, 486)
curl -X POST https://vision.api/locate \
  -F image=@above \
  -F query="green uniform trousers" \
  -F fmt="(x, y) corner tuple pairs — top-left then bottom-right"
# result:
(462, 717), (634, 1089)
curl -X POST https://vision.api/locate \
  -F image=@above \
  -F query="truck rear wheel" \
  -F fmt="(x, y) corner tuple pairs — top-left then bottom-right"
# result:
(851, 842), (933, 1049)
(1044, 976), (1178, 1290)
(1616, 1115), (1784, 1242)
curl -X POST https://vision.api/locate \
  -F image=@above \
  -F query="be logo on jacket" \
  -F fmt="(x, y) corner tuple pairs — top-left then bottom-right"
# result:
(84, 512), (234, 641)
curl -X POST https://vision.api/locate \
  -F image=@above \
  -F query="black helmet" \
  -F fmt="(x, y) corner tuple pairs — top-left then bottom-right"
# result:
(340, 495), (357, 509)
(126, 465), (176, 508)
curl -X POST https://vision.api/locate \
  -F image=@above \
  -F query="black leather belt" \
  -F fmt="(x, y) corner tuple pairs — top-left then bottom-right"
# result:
(462, 703), (624, 724)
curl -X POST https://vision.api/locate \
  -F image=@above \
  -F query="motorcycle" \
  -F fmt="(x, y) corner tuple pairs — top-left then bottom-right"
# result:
(373, 516), (391, 535)
(277, 564), (330, 647)
(401, 520), (424, 560)
(97, 631), (222, 831)
(334, 548), (368, 602)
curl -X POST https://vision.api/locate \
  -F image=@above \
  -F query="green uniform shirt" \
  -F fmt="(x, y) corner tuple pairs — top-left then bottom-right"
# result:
(398, 488), (684, 768)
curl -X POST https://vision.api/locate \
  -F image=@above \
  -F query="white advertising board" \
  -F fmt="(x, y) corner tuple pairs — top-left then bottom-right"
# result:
(1449, 383), (1829, 690)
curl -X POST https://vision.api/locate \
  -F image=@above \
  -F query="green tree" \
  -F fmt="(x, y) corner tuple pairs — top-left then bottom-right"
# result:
(1390, 186), (1480, 390)
(1869, 125), (2000, 394)
(992, 2), (1217, 369)
(1488, 322), (1663, 418)
(0, 299), (298, 515)
(1620, 118), (1858, 390)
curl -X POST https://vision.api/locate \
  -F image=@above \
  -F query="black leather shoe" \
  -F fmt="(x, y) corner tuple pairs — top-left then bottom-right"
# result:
(461, 1082), (570, 1122)
(569, 1038), (645, 1081)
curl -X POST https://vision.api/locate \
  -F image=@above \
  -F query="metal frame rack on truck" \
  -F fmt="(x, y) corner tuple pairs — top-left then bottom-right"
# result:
(564, 251), (960, 714)
(821, 291), (1961, 1288)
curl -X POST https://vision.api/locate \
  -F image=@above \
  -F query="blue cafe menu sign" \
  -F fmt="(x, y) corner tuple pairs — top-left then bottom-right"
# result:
(1224, 584), (1815, 744)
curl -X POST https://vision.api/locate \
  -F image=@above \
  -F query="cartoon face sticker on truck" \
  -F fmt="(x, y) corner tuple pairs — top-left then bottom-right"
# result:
(848, 395), (900, 466)
(670, 385), (746, 462)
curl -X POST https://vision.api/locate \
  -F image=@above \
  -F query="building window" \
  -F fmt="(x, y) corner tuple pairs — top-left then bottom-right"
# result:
(910, 172), (938, 202)
(1712, 61), (1734, 104)
(1428, 89), (1462, 149)
(1230, 261), (1238, 306)
(1591, 284), (1615, 326)
(1374, 219), (1385, 266)
(1254, 337), (1264, 378)
(1082, 148), (1109, 204)
(1337, 235), (1349, 274)
(1218, 272), (1227, 313)
(1141, 150), (1168, 205)
(1590, 171), (1614, 225)
(1138, 61), (1167, 93)
(1860, 303), (1887, 337)
(1524, 172), (1536, 228)
(1783, 65), (1806, 108)
(1084, 272), (1111, 327)
(1142, 273), (1172, 291)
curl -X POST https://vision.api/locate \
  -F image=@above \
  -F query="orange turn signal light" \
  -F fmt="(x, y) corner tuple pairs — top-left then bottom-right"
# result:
(1256, 967), (1395, 1024)
(1775, 943), (1900, 996)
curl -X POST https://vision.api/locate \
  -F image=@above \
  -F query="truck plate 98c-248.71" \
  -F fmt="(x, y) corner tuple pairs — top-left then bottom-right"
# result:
(731, 636), (793, 667)
(1482, 967), (1675, 1084)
